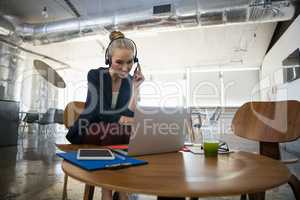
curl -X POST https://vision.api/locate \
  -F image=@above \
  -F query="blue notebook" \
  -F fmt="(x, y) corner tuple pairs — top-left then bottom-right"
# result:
(56, 152), (148, 171)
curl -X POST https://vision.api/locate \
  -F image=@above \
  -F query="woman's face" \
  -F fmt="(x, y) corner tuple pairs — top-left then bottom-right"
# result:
(110, 48), (134, 79)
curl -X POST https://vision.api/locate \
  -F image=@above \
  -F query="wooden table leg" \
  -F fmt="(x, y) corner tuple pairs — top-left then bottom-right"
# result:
(248, 192), (265, 200)
(240, 194), (247, 200)
(83, 184), (95, 200)
(62, 174), (68, 200)
(288, 174), (300, 200)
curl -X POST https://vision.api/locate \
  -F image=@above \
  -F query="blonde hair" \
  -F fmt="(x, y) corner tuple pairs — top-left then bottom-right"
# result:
(107, 31), (135, 59)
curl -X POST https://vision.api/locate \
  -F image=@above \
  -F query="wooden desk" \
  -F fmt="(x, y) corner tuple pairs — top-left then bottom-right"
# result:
(59, 147), (290, 200)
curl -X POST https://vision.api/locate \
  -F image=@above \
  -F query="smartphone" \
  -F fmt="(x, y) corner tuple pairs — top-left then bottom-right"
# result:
(77, 148), (115, 160)
(112, 148), (129, 156)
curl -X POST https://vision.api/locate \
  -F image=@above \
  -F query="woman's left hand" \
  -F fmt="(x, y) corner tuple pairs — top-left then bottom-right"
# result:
(133, 63), (144, 89)
(119, 116), (135, 126)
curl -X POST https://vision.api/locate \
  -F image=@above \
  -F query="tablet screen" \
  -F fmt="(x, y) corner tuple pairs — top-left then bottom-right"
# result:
(79, 149), (113, 157)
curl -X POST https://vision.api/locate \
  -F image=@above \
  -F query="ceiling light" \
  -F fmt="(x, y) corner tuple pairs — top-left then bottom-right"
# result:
(0, 26), (11, 35)
(0, 16), (14, 36)
(42, 6), (49, 18)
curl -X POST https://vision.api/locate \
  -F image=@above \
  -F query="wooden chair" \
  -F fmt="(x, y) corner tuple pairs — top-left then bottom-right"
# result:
(62, 101), (85, 200)
(232, 100), (300, 200)
(63, 101), (85, 129)
(61, 101), (123, 200)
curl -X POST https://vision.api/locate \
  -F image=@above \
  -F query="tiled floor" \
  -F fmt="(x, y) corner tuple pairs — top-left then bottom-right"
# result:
(0, 126), (299, 200)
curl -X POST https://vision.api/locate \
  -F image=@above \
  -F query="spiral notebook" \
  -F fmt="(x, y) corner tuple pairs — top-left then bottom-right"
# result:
(56, 152), (148, 171)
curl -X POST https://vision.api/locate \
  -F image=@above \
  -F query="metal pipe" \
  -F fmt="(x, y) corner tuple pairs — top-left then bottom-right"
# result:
(0, 37), (71, 68)
(2, 0), (295, 45)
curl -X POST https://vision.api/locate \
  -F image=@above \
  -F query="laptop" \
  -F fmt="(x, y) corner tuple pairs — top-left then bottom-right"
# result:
(114, 106), (190, 156)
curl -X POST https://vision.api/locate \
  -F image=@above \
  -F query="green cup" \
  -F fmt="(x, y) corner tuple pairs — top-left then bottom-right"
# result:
(202, 132), (219, 157)
(203, 140), (219, 157)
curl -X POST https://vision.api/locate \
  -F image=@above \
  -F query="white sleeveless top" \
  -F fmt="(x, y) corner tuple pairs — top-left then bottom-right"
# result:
(111, 92), (119, 109)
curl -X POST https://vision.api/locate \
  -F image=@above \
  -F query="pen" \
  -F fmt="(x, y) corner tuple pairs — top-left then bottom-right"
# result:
(105, 163), (121, 168)
(121, 162), (132, 166)
(114, 153), (126, 160)
(105, 162), (132, 168)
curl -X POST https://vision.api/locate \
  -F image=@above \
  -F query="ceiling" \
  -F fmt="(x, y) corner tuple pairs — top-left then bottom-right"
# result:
(0, 0), (249, 23)
(0, 0), (280, 75)
(24, 22), (276, 73)
(0, 0), (74, 23)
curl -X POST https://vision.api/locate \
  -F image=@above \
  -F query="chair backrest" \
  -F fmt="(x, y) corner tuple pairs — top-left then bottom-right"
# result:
(209, 107), (222, 124)
(63, 101), (85, 129)
(232, 101), (300, 143)
(39, 108), (56, 124)
(54, 109), (64, 124)
(23, 113), (39, 123)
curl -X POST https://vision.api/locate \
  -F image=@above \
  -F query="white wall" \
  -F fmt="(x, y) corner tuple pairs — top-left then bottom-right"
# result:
(138, 69), (260, 107)
(139, 73), (187, 107)
(189, 70), (260, 107)
(20, 56), (63, 112)
(261, 15), (300, 101)
(21, 22), (274, 109)
(20, 57), (34, 111)
(223, 70), (260, 106)
(57, 68), (89, 109)
(190, 71), (221, 107)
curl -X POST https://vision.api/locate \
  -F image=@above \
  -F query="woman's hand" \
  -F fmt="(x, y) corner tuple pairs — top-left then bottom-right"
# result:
(133, 63), (144, 89)
(119, 116), (135, 126)
(127, 63), (144, 112)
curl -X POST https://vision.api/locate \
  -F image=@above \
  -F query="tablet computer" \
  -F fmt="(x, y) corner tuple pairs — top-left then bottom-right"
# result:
(77, 149), (115, 160)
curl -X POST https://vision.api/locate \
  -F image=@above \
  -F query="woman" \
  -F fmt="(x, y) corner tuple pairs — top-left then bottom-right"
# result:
(66, 31), (144, 200)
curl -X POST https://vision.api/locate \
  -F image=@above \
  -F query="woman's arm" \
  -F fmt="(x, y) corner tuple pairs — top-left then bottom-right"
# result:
(119, 65), (144, 125)
(119, 87), (139, 125)
(128, 86), (139, 112)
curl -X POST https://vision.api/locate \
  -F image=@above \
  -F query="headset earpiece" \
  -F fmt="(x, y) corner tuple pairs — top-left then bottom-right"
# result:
(104, 39), (112, 66)
(105, 56), (112, 66)
(105, 57), (109, 65)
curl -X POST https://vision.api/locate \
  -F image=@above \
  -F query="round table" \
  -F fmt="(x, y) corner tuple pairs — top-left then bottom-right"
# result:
(62, 151), (291, 199)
